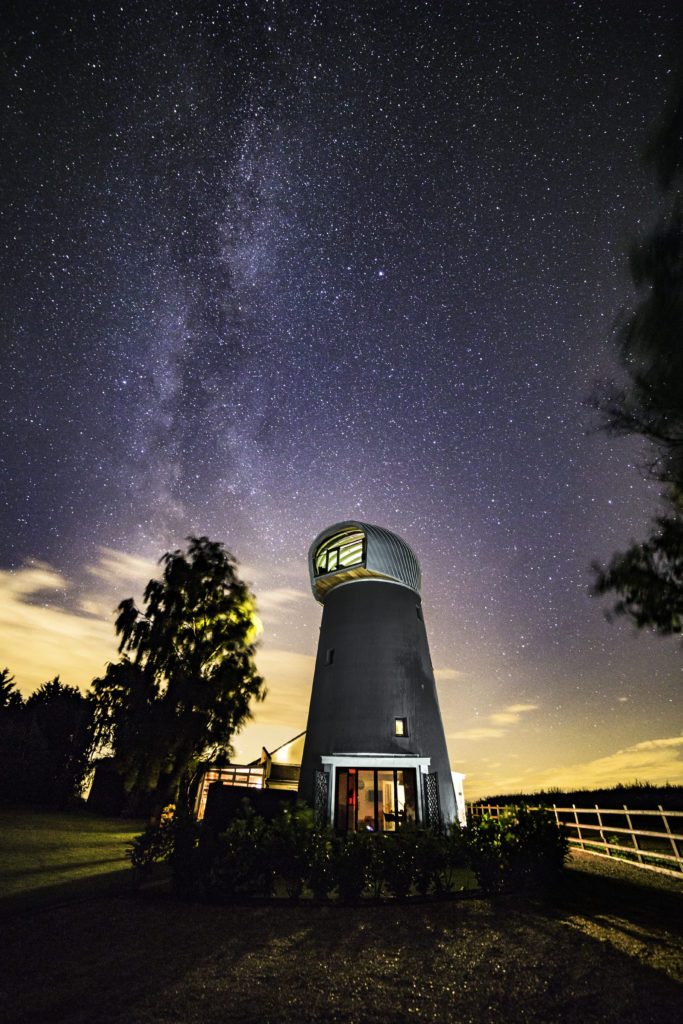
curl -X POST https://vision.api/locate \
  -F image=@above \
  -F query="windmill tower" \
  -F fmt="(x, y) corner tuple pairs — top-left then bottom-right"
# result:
(298, 521), (458, 830)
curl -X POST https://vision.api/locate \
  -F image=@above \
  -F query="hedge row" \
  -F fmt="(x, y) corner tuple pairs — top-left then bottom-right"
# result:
(128, 803), (568, 901)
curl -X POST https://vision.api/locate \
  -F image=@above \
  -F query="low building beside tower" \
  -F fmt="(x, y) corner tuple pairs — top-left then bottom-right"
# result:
(192, 732), (304, 820)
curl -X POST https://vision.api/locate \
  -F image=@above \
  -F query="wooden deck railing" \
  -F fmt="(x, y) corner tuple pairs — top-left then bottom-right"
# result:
(466, 802), (683, 878)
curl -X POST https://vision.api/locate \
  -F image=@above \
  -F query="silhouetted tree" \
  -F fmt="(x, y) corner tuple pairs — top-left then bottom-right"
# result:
(0, 673), (94, 807)
(0, 668), (22, 711)
(0, 668), (26, 802)
(23, 678), (95, 806)
(91, 536), (265, 810)
(593, 67), (683, 639)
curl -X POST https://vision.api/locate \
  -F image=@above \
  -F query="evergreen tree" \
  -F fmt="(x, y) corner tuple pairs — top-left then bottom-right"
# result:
(0, 672), (94, 807)
(593, 69), (683, 639)
(0, 668), (26, 803)
(0, 667), (22, 711)
(24, 678), (95, 806)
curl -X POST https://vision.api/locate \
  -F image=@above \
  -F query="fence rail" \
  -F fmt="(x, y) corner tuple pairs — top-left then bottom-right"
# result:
(466, 802), (683, 878)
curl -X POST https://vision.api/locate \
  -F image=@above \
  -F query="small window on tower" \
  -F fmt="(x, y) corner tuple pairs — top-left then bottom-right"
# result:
(326, 648), (335, 665)
(416, 606), (422, 621)
(395, 717), (408, 737)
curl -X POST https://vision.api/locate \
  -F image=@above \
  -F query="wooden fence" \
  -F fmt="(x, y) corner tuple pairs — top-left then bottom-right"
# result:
(466, 802), (683, 878)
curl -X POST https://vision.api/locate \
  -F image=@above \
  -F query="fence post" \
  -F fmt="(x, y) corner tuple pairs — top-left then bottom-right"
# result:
(572, 804), (584, 851)
(658, 804), (683, 873)
(595, 804), (610, 856)
(623, 804), (643, 864)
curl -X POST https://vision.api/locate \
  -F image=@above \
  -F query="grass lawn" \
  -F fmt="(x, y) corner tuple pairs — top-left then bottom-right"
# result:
(0, 807), (146, 911)
(0, 811), (682, 1023)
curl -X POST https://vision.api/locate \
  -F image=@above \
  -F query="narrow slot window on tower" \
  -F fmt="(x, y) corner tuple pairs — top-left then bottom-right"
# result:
(395, 717), (408, 737)
(326, 648), (334, 665)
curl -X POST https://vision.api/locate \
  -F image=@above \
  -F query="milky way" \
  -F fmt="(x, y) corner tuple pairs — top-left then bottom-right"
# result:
(2, 2), (681, 795)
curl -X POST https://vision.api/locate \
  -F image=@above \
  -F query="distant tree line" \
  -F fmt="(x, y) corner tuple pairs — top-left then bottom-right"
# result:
(472, 782), (683, 812)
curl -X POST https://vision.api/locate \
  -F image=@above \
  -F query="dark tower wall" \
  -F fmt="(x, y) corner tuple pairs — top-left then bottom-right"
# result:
(298, 578), (456, 823)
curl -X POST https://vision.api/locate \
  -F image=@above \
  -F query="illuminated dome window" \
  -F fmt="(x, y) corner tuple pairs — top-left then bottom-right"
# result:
(309, 521), (422, 602)
(314, 528), (366, 577)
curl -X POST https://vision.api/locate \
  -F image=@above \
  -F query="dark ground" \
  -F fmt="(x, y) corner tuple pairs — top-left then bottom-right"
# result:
(1, 853), (681, 1024)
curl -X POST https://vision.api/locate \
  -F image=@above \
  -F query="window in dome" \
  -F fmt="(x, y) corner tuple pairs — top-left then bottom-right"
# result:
(314, 529), (366, 577)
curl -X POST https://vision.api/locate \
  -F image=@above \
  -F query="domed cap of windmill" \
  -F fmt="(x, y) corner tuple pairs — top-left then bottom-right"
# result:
(308, 521), (422, 603)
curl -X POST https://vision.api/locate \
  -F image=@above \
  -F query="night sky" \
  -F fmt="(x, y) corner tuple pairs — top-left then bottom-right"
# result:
(2, 1), (682, 798)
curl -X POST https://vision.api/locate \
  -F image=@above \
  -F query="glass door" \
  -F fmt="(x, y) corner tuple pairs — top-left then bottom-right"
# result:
(335, 767), (417, 831)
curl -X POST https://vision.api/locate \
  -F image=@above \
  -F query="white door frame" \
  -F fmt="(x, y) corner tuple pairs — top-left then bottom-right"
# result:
(320, 753), (432, 827)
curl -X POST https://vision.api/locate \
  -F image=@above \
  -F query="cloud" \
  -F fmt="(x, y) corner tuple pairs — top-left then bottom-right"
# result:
(86, 547), (157, 588)
(503, 735), (683, 793)
(490, 703), (538, 726)
(255, 586), (308, 617)
(434, 667), (466, 681)
(0, 547), (164, 695)
(489, 712), (518, 726)
(0, 562), (117, 695)
(449, 703), (539, 741)
(632, 736), (683, 751)
(450, 727), (506, 740)
(240, 559), (309, 592)
(3, 562), (68, 599)
(233, 647), (315, 761)
(251, 648), (314, 721)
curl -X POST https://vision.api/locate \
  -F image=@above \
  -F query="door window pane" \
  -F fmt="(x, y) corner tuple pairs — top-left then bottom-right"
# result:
(377, 770), (396, 831)
(397, 770), (417, 824)
(357, 770), (376, 829)
(335, 768), (348, 831)
(336, 768), (359, 831)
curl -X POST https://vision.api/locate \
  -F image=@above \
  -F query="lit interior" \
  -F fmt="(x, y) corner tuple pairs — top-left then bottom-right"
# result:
(335, 767), (417, 831)
(193, 765), (264, 819)
(314, 528), (366, 577)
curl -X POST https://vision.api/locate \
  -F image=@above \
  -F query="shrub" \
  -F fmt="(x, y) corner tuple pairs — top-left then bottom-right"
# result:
(441, 822), (470, 890)
(168, 809), (204, 899)
(332, 829), (373, 903)
(507, 805), (568, 890)
(465, 813), (508, 893)
(412, 824), (462, 895)
(307, 826), (336, 900)
(378, 829), (418, 899)
(127, 804), (177, 877)
(269, 803), (315, 898)
(128, 801), (568, 903)
(466, 806), (568, 894)
(211, 804), (275, 898)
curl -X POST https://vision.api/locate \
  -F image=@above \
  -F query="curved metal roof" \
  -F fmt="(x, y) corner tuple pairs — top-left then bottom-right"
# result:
(308, 520), (422, 602)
